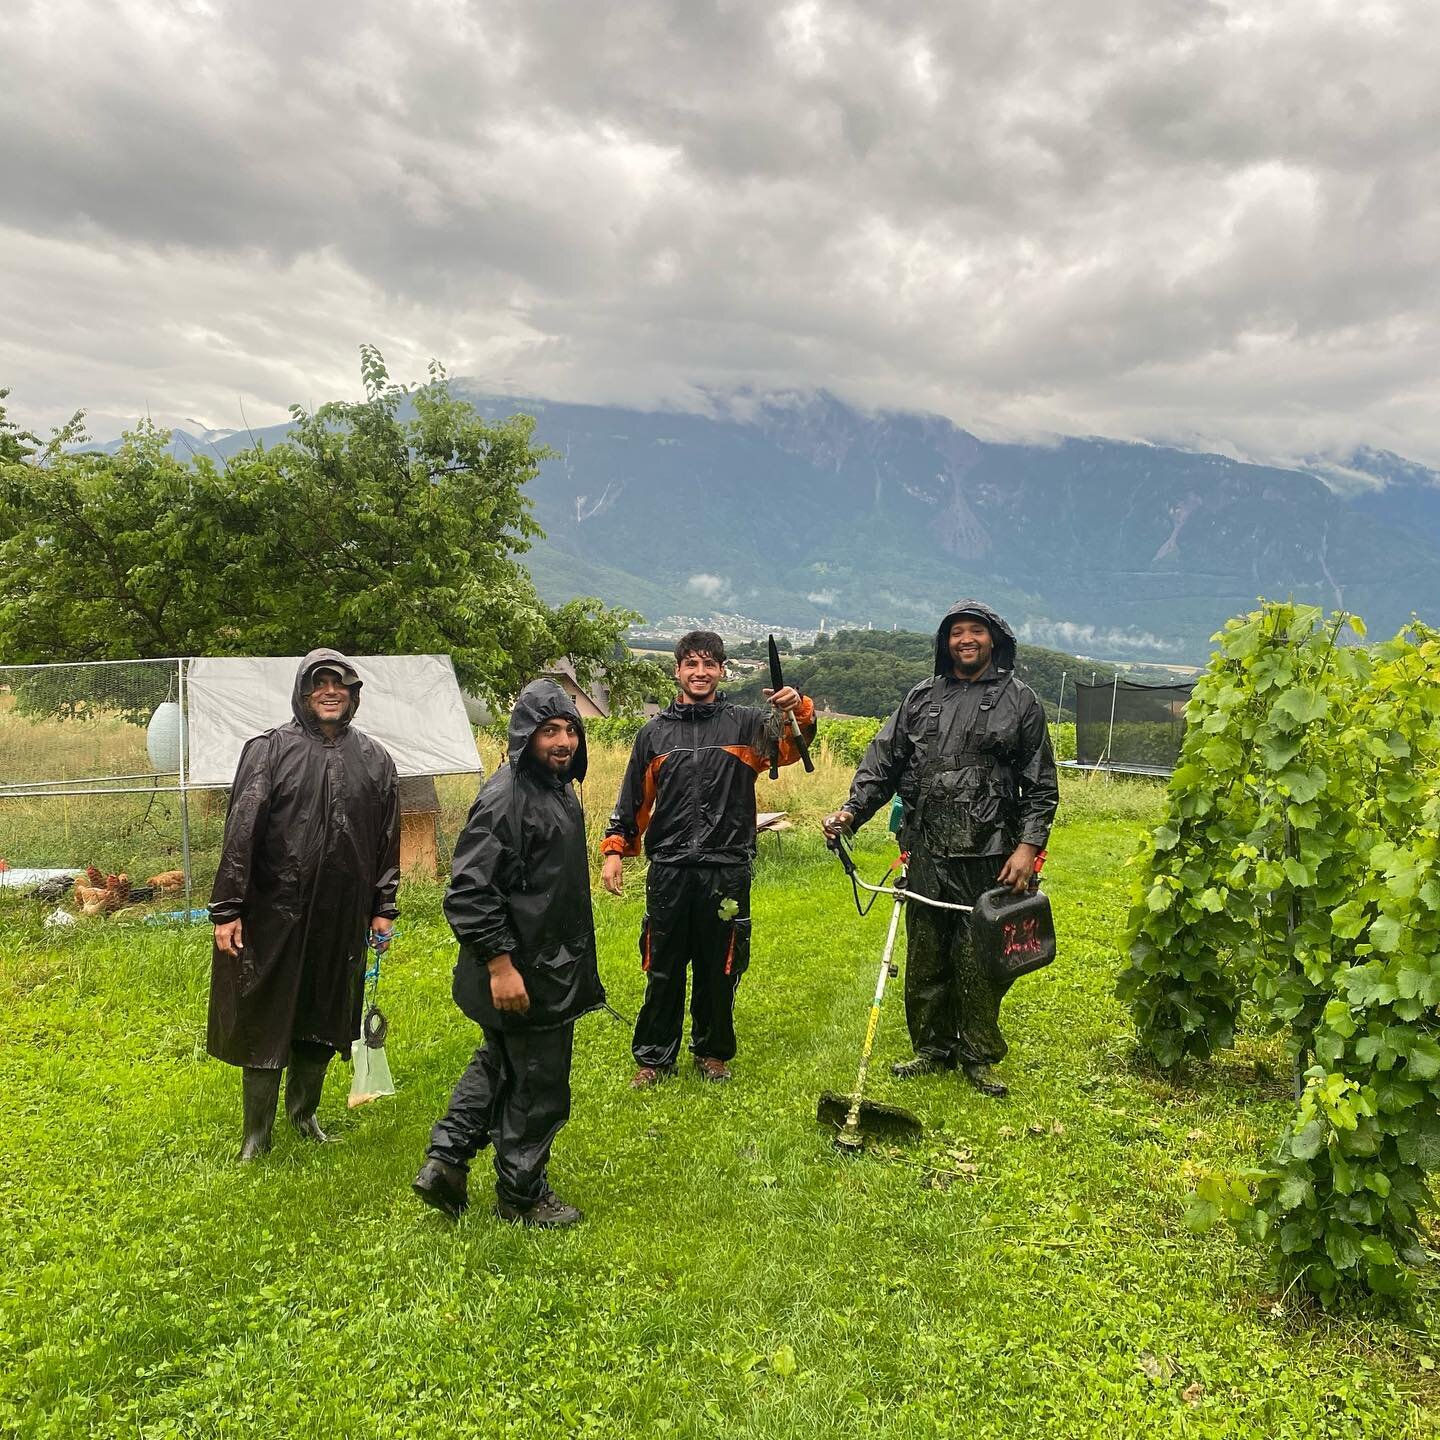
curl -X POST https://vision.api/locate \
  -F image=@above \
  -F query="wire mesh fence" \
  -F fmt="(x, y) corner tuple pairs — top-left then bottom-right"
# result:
(1070, 677), (1194, 775)
(0, 659), (215, 917)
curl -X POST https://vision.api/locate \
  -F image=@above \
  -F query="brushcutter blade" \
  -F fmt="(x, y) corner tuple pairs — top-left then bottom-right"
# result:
(816, 1090), (924, 1147)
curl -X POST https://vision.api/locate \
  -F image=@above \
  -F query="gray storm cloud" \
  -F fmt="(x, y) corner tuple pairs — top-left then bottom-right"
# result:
(1, 0), (1438, 465)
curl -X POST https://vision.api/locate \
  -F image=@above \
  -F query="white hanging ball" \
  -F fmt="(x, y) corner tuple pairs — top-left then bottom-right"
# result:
(146, 701), (183, 773)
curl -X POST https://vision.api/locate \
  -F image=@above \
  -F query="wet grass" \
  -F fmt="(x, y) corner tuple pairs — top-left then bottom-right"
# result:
(3, 764), (1438, 1436)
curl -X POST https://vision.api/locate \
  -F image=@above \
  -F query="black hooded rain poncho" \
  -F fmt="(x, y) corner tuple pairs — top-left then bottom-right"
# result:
(207, 649), (401, 1068)
(424, 680), (604, 1212)
(842, 600), (1059, 1067)
(444, 679), (605, 1032)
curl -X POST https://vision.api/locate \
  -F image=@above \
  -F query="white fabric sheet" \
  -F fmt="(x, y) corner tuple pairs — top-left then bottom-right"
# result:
(185, 654), (482, 786)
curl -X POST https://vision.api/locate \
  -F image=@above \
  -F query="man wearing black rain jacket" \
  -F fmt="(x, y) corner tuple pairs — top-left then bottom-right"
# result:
(208, 649), (400, 1161)
(412, 680), (604, 1228)
(823, 601), (1059, 1098)
(601, 630), (815, 1086)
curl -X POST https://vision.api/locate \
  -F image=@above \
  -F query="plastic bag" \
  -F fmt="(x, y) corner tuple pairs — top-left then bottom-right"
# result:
(349, 1004), (396, 1106)
(349, 934), (397, 1106)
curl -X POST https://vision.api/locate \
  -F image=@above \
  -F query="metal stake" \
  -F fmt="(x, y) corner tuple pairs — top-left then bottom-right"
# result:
(178, 657), (194, 923)
(1105, 674), (1119, 767)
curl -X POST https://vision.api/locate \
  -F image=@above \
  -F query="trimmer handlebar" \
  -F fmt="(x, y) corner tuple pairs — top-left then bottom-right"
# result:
(828, 833), (970, 914)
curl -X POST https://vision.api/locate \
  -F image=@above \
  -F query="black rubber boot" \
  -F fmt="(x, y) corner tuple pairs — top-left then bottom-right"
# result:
(239, 1067), (282, 1162)
(285, 1045), (334, 1142)
(496, 1187), (583, 1229)
(961, 1062), (1009, 1098)
(412, 1158), (470, 1219)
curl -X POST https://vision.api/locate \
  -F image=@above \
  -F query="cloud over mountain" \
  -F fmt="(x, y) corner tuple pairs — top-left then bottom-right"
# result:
(3, 1), (1438, 465)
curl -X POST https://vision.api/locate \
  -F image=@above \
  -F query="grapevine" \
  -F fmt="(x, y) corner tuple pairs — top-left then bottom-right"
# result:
(1118, 602), (1440, 1301)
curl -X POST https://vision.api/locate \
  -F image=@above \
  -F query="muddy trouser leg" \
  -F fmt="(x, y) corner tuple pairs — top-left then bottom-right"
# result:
(489, 1023), (575, 1211)
(426, 1033), (503, 1171)
(945, 855), (1011, 1067)
(632, 862), (692, 1069)
(688, 864), (751, 1063)
(901, 864), (964, 1064)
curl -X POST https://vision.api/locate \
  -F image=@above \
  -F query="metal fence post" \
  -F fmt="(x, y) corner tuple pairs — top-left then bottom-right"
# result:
(178, 657), (194, 922)
(1105, 675), (1120, 765)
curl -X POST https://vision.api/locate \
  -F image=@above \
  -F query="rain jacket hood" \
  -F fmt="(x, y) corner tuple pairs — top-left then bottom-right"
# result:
(292, 647), (363, 733)
(934, 600), (1017, 676)
(507, 678), (588, 783)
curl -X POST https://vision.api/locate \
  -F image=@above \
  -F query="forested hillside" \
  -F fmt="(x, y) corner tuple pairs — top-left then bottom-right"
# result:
(727, 629), (1120, 718)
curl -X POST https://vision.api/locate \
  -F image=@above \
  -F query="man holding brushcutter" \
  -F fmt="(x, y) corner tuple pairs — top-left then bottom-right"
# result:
(822, 600), (1058, 1098)
(208, 649), (400, 1160)
(601, 630), (816, 1086)
(412, 679), (604, 1228)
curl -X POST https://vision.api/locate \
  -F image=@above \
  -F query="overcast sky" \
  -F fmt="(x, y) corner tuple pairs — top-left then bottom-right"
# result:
(3, 0), (1438, 466)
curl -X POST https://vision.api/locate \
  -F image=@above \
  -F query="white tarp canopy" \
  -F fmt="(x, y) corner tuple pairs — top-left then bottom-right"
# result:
(185, 654), (482, 787)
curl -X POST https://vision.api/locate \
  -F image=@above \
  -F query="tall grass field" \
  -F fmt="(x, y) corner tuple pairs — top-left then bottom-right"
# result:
(3, 748), (1437, 1438)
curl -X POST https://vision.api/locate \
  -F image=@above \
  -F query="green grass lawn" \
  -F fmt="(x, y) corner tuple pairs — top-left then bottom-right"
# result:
(3, 782), (1438, 1437)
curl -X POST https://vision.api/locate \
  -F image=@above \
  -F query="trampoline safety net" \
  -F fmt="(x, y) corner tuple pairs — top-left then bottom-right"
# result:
(1073, 678), (1194, 775)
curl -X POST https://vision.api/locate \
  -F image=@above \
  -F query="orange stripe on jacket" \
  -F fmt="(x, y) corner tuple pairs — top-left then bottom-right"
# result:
(721, 744), (772, 774)
(600, 753), (667, 858)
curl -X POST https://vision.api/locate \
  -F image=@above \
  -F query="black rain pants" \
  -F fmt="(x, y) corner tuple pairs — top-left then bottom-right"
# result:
(903, 851), (1012, 1067)
(426, 1022), (574, 1210)
(632, 862), (751, 1068)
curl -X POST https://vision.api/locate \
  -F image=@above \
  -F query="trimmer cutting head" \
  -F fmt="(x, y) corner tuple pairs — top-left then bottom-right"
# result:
(816, 1091), (924, 1150)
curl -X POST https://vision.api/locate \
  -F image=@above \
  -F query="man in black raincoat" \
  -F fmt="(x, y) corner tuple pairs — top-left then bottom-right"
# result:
(412, 680), (604, 1228)
(823, 601), (1058, 1098)
(208, 649), (401, 1159)
(601, 630), (814, 1086)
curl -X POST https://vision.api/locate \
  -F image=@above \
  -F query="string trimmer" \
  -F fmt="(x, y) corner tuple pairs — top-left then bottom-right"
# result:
(817, 835), (976, 1152)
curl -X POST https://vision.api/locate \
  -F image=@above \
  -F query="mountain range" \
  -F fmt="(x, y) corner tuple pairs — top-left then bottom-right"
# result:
(92, 390), (1440, 664)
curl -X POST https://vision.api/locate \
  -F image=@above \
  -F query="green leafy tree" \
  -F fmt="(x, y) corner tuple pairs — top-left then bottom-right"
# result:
(0, 352), (666, 714)
(0, 389), (39, 467)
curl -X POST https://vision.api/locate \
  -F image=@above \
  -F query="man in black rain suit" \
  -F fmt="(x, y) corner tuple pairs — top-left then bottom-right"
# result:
(209, 649), (400, 1160)
(412, 680), (604, 1228)
(601, 630), (815, 1087)
(823, 601), (1058, 1098)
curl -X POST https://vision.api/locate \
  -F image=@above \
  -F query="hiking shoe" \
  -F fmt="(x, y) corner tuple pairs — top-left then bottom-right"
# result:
(694, 1056), (731, 1083)
(890, 1054), (952, 1080)
(630, 1065), (673, 1089)
(961, 1063), (1009, 1099)
(412, 1158), (469, 1219)
(496, 1188), (583, 1229)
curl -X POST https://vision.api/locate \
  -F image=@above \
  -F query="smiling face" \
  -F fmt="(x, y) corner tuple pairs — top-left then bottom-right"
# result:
(528, 717), (579, 774)
(947, 617), (994, 677)
(306, 668), (353, 727)
(674, 649), (723, 703)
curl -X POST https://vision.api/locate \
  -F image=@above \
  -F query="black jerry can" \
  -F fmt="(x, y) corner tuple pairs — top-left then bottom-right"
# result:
(972, 886), (1057, 982)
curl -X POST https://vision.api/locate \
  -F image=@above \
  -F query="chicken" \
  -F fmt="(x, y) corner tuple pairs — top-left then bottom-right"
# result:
(145, 870), (186, 893)
(27, 875), (75, 902)
(76, 872), (132, 915)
